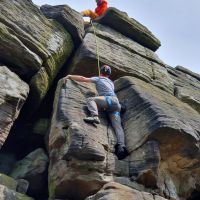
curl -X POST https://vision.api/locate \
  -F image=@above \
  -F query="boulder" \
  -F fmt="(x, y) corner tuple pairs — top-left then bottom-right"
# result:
(70, 24), (173, 94)
(41, 4), (85, 47)
(85, 182), (167, 200)
(0, 174), (28, 194)
(0, 0), (74, 112)
(0, 184), (33, 200)
(129, 140), (160, 188)
(11, 148), (48, 197)
(0, 174), (17, 191)
(0, 66), (29, 148)
(115, 76), (200, 199)
(94, 7), (161, 51)
(167, 66), (200, 114)
(48, 79), (119, 199)
(176, 65), (200, 81)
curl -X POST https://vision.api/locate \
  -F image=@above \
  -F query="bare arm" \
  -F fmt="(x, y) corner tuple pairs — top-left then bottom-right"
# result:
(64, 75), (92, 83)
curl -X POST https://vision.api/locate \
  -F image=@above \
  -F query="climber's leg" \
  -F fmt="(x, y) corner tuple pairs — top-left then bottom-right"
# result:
(108, 112), (125, 147)
(84, 96), (108, 124)
(108, 111), (128, 160)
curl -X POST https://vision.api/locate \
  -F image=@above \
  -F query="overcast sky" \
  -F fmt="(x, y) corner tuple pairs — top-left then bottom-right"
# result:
(33, 0), (200, 74)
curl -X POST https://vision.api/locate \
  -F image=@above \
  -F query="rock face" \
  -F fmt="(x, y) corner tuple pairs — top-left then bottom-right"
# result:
(115, 76), (200, 199)
(48, 80), (117, 200)
(1, 1), (200, 200)
(167, 65), (200, 114)
(0, 0), (74, 112)
(40, 4), (85, 47)
(94, 7), (161, 51)
(0, 66), (29, 149)
(69, 23), (173, 94)
(86, 182), (167, 200)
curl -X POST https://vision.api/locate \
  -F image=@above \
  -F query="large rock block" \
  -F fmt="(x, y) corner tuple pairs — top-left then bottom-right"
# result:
(115, 76), (200, 199)
(0, 0), (74, 112)
(0, 184), (33, 200)
(0, 174), (28, 194)
(70, 23), (173, 94)
(167, 65), (200, 114)
(41, 4), (85, 47)
(94, 7), (161, 51)
(86, 182), (167, 200)
(11, 148), (48, 197)
(0, 66), (29, 148)
(48, 79), (119, 199)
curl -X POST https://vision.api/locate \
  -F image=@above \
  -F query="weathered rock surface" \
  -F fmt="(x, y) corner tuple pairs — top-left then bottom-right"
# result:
(167, 65), (200, 114)
(48, 79), (120, 200)
(11, 148), (48, 197)
(115, 76), (200, 199)
(1, 1), (200, 200)
(48, 76), (200, 199)
(70, 24), (173, 94)
(0, 66), (29, 149)
(94, 7), (161, 51)
(0, 173), (28, 194)
(0, 184), (33, 200)
(85, 182), (167, 200)
(0, 0), (74, 112)
(0, 173), (17, 191)
(41, 4), (85, 47)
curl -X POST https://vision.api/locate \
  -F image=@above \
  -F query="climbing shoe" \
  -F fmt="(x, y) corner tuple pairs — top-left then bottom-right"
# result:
(115, 144), (129, 160)
(84, 116), (100, 124)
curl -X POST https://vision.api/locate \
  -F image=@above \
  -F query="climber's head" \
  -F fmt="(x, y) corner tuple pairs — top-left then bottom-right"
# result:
(100, 65), (111, 77)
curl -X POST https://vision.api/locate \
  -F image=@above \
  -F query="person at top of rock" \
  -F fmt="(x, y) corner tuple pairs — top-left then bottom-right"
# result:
(64, 65), (129, 160)
(81, 0), (108, 20)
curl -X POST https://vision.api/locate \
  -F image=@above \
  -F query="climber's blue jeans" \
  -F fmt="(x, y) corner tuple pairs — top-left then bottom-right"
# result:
(86, 96), (125, 147)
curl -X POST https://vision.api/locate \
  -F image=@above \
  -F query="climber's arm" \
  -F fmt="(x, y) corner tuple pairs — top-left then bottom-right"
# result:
(64, 75), (92, 83)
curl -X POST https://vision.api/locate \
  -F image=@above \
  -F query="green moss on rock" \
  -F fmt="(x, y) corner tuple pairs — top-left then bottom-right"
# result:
(48, 175), (56, 200)
(0, 174), (17, 191)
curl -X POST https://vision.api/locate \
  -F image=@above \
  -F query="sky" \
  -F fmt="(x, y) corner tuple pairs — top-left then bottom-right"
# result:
(33, 0), (200, 74)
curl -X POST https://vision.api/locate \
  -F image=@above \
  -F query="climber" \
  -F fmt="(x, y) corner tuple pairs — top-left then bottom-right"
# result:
(81, 0), (108, 20)
(63, 65), (128, 160)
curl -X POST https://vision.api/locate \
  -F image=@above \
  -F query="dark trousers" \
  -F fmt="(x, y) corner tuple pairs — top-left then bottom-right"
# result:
(86, 96), (125, 147)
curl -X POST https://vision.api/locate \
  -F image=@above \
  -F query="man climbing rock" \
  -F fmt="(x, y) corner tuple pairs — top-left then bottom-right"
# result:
(81, 0), (108, 20)
(64, 65), (128, 160)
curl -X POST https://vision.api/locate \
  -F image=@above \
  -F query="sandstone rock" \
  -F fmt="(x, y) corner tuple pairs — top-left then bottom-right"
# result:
(41, 4), (85, 47)
(94, 7), (161, 51)
(176, 65), (200, 81)
(11, 148), (48, 197)
(85, 182), (167, 200)
(0, 0), (74, 112)
(129, 140), (160, 188)
(115, 76), (200, 199)
(115, 76), (200, 152)
(0, 22), (42, 78)
(70, 24), (173, 94)
(0, 184), (33, 200)
(48, 79), (118, 199)
(0, 66), (29, 148)
(167, 66), (200, 114)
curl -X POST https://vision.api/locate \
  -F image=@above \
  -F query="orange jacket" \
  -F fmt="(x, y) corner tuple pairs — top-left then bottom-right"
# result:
(95, 0), (108, 16)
